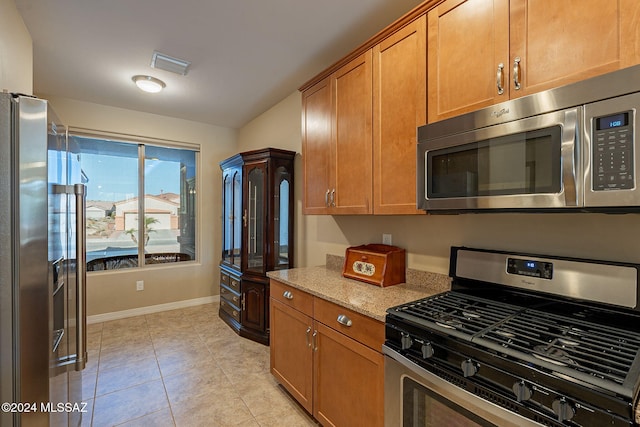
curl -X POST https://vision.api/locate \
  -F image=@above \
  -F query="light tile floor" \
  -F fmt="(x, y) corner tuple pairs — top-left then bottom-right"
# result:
(81, 302), (318, 427)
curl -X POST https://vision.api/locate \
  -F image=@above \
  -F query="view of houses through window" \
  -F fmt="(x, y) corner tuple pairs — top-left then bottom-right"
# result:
(73, 135), (197, 271)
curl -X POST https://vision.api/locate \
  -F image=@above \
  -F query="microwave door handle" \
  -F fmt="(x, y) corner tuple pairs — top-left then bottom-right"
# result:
(562, 110), (580, 207)
(74, 184), (87, 371)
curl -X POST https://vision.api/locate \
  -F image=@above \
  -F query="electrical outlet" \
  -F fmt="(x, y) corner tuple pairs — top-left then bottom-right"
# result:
(382, 234), (392, 245)
(136, 280), (144, 291)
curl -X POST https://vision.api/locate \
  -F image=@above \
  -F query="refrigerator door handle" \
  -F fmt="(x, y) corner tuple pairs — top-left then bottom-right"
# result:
(74, 184), (87, 371)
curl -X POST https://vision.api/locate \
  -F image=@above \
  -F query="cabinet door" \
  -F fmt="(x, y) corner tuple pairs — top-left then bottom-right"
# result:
(313, 322), (384, 427)
(373, 15), (426, 214)
(302, 78), (332, 214)
(509, 0), (640, 97)
(273, 166), (292, 270)
(244, 162), (266, 274)
(241, 280), (265, 332)
(270, 299), (313, 413)
(232, 170), (242, 269)
(427, 0), (510, 122)
(221, 171), (234, 265)
(332, 50), (373, 214)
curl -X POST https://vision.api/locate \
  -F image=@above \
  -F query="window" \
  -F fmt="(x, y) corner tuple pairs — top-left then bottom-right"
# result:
(74, 134), (198, 271)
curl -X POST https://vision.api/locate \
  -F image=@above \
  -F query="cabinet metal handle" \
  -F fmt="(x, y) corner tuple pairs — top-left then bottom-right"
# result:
(496, 63), (505, 95)
(312, 330), (318, 351)
(325, 189), (330, 207)
(241, 294), (246, 311)
(243, 209), (247, 227)
(513, 56), (521, 90)
(305, 326), (312, 347)
(330, 189), (336, 207)
(337, 314), (353, 327)
(283, 290), (293, 300)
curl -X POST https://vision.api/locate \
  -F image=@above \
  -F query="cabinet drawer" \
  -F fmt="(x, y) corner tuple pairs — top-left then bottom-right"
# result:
(221, 271), (241, 293)
(220, 285), (241, 306)
(313, 298), (384, 351)
(270, 280), (313, 316)
(220, 298), (241, 323)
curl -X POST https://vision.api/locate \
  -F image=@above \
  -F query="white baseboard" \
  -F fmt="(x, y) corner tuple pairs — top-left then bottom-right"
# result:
(87, 295), (220, 324)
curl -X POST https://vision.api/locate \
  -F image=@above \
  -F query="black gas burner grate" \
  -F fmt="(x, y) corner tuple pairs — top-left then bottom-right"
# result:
(389, 290), (640, 392)
(481, 308), (640, 385)
(391, 291), (523, 336)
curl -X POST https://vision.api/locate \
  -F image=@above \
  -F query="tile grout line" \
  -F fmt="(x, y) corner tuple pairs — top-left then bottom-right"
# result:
(147, 312), (178, 427)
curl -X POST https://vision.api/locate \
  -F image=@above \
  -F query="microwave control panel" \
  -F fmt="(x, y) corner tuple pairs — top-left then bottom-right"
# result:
(592, 110), (634, 191)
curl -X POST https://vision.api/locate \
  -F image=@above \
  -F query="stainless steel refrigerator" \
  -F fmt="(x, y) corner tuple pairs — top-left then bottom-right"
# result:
(0, 93), (87, 427)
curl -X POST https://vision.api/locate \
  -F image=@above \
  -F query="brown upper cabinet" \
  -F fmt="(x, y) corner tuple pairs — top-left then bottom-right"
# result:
(373, 15), (427, 215)
(302, 51), (373, 214)
(302, 14), (427, 215)
(428, 0), (640, 122)
(302, 0), (639, 215)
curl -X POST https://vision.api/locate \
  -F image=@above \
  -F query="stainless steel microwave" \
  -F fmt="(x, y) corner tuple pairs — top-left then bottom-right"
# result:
(417, 65), (640, 213)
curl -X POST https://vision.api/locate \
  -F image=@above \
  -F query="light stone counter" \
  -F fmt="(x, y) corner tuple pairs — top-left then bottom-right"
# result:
(267, 264), (451, 322)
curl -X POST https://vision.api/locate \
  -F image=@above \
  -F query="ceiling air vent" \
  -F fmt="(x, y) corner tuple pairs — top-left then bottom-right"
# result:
(150, 51), (191, 76)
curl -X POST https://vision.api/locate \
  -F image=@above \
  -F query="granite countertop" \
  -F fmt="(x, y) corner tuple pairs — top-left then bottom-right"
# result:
(267, 265), (450, 322)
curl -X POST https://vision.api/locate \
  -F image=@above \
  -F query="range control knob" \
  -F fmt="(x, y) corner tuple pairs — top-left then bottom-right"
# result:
(461, 359), (478, 377)
(421, 342), (434, 359)
(512, 381), (533, 402)
(552, 397), (576, 422)
(400, 332), (413, 350)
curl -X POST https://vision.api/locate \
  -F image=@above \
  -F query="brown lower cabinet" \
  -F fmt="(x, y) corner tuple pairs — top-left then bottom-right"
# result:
(270, 279), (384, 426)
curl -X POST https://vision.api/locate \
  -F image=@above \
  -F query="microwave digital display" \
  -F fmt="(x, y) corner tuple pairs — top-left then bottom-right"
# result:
(596, 112), (628, 130)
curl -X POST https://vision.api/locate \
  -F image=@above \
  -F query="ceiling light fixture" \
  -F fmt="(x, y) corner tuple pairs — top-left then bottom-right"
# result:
(132, 75), (166, 93)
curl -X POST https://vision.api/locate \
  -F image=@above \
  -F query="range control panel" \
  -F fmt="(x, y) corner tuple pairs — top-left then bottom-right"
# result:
(507, 258), (553, 280)
(593, 110), (634, 191)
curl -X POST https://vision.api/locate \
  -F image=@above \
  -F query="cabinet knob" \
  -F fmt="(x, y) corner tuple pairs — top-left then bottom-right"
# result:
(337, 314), (352, 327)
(283, 290), (294, 300)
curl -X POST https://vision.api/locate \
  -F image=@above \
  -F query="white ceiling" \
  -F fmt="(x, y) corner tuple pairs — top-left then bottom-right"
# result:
(15, 0), (424, 129)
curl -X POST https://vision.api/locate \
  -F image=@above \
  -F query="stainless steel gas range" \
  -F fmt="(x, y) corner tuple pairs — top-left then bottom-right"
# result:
(383, 247), (640, 426)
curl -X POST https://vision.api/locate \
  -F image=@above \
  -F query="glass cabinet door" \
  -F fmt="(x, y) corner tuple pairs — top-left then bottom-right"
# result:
(273, 166), (291, 270)
(246, 165), (265, 273)
(232, 171), (242, 268)
(222, 172), (233, 264)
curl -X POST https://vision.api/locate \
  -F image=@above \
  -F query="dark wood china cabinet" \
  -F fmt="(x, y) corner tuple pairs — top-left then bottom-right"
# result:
(219, 148), (295, 345)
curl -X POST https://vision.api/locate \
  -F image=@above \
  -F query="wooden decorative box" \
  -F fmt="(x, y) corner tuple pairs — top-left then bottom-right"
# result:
(342, 244), (406, 287)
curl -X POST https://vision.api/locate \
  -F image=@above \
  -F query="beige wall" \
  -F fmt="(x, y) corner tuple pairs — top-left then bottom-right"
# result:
(44, 95), (237, 316)
(0, 0), (33, 94)
(238, 91), (640, 274)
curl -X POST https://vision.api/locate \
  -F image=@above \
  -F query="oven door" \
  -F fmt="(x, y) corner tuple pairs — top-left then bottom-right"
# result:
(383, 347), (543, 427)
(417, 107), (580, 211)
